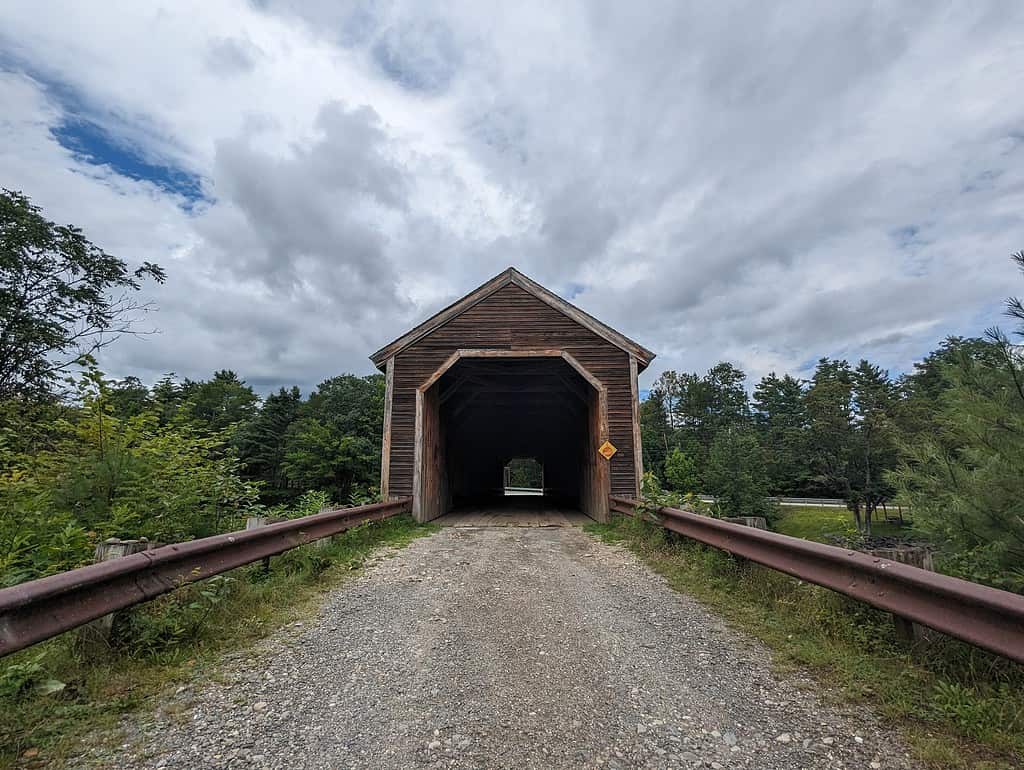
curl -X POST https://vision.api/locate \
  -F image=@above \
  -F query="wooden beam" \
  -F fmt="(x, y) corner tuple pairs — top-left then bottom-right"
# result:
(380, 357), (394, 499)
(412, 388), (424, 521)
(419, 351), (462, 392)
(630, 355), (643, 498)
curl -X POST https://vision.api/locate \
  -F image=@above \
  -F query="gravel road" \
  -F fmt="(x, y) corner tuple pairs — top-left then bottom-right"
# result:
(85, 526), (919, 769)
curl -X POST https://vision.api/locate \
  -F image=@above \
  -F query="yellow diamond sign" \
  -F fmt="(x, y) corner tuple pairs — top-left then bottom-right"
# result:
(598, 440), (617, 460)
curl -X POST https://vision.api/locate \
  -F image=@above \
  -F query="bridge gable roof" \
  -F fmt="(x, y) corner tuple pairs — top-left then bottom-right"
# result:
(369, 267), (656, 370)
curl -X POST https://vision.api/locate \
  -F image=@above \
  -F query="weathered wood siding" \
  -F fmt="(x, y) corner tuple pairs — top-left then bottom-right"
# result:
(387, 284), (637, 498)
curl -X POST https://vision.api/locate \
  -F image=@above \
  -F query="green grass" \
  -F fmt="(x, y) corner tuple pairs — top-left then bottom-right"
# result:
(586, 515), (1024, 770)
(775, 505), (923, 543)
(0, 515), (438, 769)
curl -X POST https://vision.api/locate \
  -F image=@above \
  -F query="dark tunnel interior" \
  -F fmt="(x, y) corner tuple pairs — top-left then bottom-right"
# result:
(430, 356), (600, 514)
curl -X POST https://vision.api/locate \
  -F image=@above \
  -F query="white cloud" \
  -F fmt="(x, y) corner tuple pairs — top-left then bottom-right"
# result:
(1, 0), (1022, 393)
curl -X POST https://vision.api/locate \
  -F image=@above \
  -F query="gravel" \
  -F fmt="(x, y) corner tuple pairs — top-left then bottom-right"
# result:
(74, 526), (920, 769)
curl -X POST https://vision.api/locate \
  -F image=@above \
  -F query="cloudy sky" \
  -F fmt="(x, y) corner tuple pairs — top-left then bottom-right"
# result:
(2, 1), (1022, 393)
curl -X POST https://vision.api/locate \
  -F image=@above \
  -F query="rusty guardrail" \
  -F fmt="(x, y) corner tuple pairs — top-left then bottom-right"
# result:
(610, 496), (1024, 664)
(0, 497), (411, 658)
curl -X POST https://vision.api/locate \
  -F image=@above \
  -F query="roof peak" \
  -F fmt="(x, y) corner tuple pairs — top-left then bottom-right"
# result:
(369, 266), (655, 370)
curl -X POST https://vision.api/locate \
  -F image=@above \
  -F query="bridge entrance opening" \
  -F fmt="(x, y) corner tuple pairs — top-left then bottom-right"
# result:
(414, 353), (609, 522)
(503, 458), (543, 496)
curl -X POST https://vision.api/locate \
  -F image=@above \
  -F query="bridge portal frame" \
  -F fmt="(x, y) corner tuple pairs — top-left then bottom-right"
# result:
(412, 349), (609, 523)
(370, 267), (656, 523)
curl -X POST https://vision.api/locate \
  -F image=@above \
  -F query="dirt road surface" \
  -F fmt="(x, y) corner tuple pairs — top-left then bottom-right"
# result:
(81, 526), (918, 769)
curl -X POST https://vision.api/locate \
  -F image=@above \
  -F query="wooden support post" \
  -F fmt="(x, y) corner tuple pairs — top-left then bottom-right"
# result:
(380, 357), (394, 500)
(246, 516), (273, 571)
(78, 538), (154, 651)
(869, 546), (935, 643)
(630, 355), (644, 498)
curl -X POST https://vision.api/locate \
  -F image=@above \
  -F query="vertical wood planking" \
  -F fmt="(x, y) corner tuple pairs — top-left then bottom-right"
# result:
(380, 357), (394, 499)
(629, 355), (643, 498)
(391, 283), (642, 504)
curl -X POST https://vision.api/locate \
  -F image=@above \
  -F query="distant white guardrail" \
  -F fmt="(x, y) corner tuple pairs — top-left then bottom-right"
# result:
(504, 486), (544, 496)
(698, 495), (908, 510)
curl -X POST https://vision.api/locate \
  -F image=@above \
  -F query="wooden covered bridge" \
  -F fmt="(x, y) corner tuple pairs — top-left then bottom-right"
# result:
(370, 267), (655, 523)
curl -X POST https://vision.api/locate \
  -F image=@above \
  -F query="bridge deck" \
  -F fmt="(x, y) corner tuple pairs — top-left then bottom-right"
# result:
(434, 497), (591, 527)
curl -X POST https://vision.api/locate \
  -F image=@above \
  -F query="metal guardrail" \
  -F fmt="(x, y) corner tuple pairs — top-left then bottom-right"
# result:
(698, 495), (898, 509)
(609, 496), (1024, 664)
(0, 498), (411, 658)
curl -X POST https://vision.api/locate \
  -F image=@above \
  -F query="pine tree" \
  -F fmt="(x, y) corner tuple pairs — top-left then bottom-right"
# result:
(752, 372), (809, 494)
(235, 386), (303, 503)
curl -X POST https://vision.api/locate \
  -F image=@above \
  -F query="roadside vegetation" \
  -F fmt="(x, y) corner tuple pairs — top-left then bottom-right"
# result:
(589, 513), (1024, 770)
(0, 190), (424, 765)
(0, 514), (437, 768)
(641, 251), (1024, 593)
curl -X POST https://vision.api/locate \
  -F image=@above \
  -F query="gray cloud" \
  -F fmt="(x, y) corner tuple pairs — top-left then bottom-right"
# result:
(1, 1), (1022, 394)
(205, 37), (263, 77)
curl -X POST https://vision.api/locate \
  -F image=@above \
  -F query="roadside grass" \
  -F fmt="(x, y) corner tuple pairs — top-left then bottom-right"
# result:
(775, 505), (922, 543)
(586, 515), (1024, 770)
(0, 515), (438, 769)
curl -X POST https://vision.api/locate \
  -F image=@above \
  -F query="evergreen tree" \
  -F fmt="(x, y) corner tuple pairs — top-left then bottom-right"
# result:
(804, 358), (854, 499)
(107, 376), (152, 420)
(752, 372), (809, 495)
(180, 370), (259, 434)
(892, 252), (1024, 590)
(282, 374), (384, 501)
(849, 360), (899, 533)
(235, 386), (303, 503)
(703, 427), (776, 520)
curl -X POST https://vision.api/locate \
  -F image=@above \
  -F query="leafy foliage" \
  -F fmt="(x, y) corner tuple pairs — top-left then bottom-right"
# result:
(0, 189), (164, 400)
(663, 447), (699, 493)
(703, 427), (778, 520)
(0, 368), (261, 585)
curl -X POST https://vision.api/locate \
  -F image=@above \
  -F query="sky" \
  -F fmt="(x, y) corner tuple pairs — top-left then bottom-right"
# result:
(2, 1), (1023, 395)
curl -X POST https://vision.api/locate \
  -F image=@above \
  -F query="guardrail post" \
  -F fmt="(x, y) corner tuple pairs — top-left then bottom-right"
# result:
(77, 538), (154, 651)
(723, 516), (768, 530)
(246, 517), (274, 572)
(312, 507), (336, 551)
(868, 546), (934, 643)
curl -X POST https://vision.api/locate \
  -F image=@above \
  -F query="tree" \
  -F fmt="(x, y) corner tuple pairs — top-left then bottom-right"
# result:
(107, 376), (153, 420)
(506, 458), (543, 488)
(235, 386), (303, 503)
(0, 189), (164, 400)
(650, 370), (683, 429)
(704, 362), (749, 434)
(180, 370), (259, 434)
(752, 372), (809, 495)
(892, 252), (1024, 590)
(151, 373), (185, 425)
(849, 361), (899, 533)
(895, 336), (1001, 439)
(804, 358), (854, 500)
(639, 390), (671, 479)
(663, 447), (700, 493)
(282, 374), (384, 501)
(703, 427), (776, 520)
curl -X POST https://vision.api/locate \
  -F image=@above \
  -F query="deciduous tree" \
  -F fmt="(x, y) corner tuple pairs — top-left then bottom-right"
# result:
(0, 189), (164, 400)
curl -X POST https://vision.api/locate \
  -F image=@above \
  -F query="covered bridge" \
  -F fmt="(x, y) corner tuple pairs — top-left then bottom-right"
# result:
(370, 268), (655, 523)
